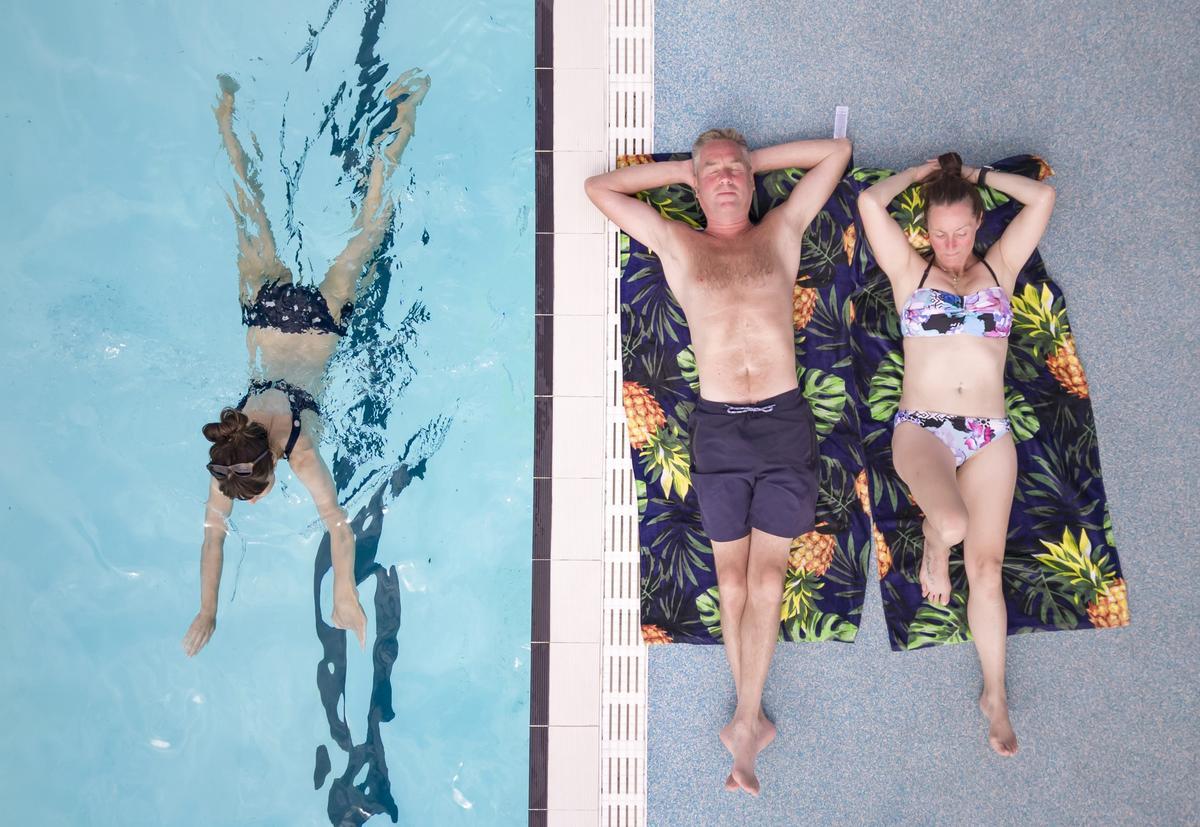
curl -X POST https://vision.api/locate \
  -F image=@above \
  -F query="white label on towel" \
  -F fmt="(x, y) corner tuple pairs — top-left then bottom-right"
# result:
(834, 106), (849, 139)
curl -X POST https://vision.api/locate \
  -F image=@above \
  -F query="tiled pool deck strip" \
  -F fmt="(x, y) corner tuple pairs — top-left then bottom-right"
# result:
(532, 2), (649, 825)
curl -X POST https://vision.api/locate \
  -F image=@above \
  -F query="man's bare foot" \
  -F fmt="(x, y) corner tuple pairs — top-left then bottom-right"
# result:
(722, 714), (775, 791)
(980, 692), (1019, 756)
(718, 716), (763, 795)
(719, 712), (775, 756)
(919, 520), (952, 605)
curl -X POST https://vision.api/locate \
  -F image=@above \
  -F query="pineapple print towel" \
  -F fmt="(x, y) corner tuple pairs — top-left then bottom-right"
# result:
(623, 153), (1129, 651)
(851, 154), (1128, 650)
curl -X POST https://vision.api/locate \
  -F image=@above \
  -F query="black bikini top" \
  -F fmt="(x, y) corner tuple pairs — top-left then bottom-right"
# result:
(235, 380), (320, 459)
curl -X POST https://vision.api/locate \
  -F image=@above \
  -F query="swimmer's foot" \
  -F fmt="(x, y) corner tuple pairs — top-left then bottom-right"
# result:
(980, 691), (1019, 757)
(919, 520), (953, 605)
(719, 713), (771, 795)
(373, 69), (432, 163)
(214, 74), (239, 122)
(217, 73), (241, 97)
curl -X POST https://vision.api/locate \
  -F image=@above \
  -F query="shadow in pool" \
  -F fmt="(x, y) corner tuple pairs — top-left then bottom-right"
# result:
(282, 1), (449, 823)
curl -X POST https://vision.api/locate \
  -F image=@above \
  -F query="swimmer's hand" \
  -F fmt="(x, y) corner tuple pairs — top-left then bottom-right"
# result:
(332, 588), (367, 649)
(182, 610), (216, 657)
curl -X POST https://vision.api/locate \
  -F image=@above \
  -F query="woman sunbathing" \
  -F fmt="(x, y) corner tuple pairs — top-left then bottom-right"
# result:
(858, 153), (1055, 755)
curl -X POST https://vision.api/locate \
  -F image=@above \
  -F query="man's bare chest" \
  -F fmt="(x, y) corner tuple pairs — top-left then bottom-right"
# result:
(679, 239), (788, 295)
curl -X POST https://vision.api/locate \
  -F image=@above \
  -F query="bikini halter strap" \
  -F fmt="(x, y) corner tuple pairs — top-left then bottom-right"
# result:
(917, 258), (934, 289)
(917, 254), (998, 289)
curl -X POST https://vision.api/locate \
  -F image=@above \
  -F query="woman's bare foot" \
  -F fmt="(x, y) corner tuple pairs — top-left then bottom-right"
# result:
(980, 692), (1019, 756)
(719, 713), (772, 795)
(919, 519), (953, 605)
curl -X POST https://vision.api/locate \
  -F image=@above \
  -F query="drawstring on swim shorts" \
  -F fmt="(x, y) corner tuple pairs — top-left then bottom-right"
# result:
(724, 404), (776, 415)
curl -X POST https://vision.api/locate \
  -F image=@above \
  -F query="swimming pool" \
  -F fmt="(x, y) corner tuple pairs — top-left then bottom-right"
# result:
(0, 1), (532, 823)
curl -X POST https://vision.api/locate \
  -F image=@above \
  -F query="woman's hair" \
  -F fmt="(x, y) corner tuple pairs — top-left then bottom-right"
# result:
(921, 152), (984, 219)
(203, 408), (274, 500)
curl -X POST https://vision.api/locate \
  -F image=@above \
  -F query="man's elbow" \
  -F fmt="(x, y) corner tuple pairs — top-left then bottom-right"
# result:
(583, 174), (607, 204)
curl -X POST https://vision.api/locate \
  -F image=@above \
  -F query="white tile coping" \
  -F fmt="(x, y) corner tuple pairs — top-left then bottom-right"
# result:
(545, 1), (652, 824)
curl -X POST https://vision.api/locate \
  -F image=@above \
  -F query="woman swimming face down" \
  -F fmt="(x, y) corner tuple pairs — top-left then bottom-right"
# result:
(203, 409), (276, 503)
(922, 152), (984, 270)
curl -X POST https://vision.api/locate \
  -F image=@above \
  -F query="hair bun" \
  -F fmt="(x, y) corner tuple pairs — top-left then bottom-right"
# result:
(203, 407), (252, 443)
(936, 152), (964, 179)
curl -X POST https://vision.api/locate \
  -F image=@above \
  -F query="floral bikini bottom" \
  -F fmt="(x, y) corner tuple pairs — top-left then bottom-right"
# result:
(894, 409), (1012, 467)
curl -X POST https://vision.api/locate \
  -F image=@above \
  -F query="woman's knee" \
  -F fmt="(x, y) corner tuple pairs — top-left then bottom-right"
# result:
(966, 553), (1004, 589)
(927, 507), (969, 548)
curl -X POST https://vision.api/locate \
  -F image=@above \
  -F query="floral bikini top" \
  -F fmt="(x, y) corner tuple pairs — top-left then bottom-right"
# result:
(900, 257), (1013, 338)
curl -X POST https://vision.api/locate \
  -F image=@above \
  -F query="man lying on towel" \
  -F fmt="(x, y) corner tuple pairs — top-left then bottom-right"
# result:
(586, 130), (851, 795)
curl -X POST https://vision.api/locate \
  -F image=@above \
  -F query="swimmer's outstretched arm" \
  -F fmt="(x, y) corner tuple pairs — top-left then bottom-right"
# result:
(858, 159), (941, 285)
(753, 137), (852, 235)
(584, 159), (695, 259)
(289, 440), (367, 648)
(182, 481), (233, 657)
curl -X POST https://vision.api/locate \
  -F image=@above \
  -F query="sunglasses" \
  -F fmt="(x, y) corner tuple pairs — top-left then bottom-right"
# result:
(207, 448), (272, 479)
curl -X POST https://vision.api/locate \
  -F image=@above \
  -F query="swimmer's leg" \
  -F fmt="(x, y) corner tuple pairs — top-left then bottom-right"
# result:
(214, 74), (289, 303)
(319, 71), (431, 318)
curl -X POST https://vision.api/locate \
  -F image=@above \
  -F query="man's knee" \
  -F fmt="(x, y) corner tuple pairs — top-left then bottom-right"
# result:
(718, 578), (747, 615)
(716, 557), (747, 588)
(746, 562), (786, 602)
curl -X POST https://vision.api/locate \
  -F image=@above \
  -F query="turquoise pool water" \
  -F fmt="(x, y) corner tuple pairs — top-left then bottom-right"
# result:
(0, 1), (532, 823)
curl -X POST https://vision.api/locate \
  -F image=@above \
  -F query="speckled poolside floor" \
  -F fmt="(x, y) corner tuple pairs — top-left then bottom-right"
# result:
(648, 1), (1199, 823)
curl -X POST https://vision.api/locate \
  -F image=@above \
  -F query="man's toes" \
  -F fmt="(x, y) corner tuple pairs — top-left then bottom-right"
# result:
(724, 774), (738, 792)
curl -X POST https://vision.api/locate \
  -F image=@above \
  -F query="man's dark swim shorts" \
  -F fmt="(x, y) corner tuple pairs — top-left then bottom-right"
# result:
(688, 387), (818, 543)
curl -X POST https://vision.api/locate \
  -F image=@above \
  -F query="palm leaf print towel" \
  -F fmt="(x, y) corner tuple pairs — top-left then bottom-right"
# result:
(848, 154), (1129, 650)
(623, 153), (1128, 651)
